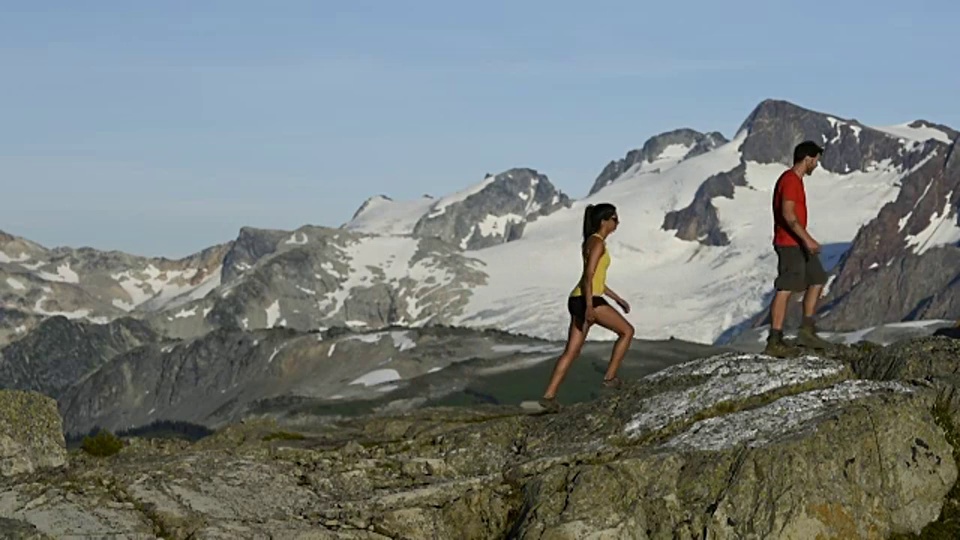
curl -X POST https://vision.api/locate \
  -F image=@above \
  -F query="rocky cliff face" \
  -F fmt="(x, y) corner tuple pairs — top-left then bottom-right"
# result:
(589, 128), (727, 195)
(0, 316), (156, 399)
(817, 137), (960, 330)
(662, 163), (747, 245)
(3, 337), (960, 538)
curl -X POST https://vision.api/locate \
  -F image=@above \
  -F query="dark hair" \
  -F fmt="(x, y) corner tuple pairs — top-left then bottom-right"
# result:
(582, 203), (617, 242)
(793, 140), (824, 164)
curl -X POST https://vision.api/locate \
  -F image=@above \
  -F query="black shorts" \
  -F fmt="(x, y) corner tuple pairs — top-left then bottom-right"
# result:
(568, 295), (608, 327)
(774, 245), (828, 292)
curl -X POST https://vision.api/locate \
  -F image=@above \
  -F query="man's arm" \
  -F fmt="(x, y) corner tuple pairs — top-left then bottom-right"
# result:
(782, 200), (819, 252)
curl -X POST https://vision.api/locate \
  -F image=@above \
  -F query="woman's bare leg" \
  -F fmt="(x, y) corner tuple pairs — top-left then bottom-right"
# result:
(593, 305), (634, 381)
(542, 318), (589, 399)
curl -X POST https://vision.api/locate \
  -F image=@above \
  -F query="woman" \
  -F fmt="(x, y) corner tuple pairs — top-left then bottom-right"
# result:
(539, 203), (635, 412)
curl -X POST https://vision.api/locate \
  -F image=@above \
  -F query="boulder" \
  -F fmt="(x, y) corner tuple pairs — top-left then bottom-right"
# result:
(0, 390), (66, 477)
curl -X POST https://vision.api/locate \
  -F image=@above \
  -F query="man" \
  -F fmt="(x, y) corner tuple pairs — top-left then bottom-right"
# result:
(764, 140), (834, 357)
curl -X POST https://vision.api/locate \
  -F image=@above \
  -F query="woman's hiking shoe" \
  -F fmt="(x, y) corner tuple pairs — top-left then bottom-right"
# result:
(538, 397), (561, 413)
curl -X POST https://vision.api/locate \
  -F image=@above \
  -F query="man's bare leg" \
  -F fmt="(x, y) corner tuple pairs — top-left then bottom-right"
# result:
(802, 285), (823, 325)
(769, 290), (792, 334)
(797, 285), (832, 349)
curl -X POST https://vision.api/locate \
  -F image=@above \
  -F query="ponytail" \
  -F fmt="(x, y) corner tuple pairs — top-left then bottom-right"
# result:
(582, 204), (595, 243)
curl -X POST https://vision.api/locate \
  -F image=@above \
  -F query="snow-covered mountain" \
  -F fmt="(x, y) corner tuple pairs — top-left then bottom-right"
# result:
(456, 99), (956, 343)
(343, 167), (571, 249)
(0, 229), (226, 333)
(1, 98), (956, 349)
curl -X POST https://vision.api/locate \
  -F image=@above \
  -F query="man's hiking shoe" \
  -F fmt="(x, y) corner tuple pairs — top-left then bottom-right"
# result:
(763, 338), (799, 358)
(601, 377), (623, 389)
(797, 325), (833, 351)
(538, 397), (561, 413)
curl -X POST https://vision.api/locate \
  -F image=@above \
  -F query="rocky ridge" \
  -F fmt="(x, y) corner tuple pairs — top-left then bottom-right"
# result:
(4, 337), (960, 538)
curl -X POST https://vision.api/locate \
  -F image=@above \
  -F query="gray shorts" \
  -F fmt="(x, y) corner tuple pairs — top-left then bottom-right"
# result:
(774, 245), (828, 292)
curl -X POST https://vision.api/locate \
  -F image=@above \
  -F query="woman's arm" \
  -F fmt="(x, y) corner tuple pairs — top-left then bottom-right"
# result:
(604, 286), (630, 313)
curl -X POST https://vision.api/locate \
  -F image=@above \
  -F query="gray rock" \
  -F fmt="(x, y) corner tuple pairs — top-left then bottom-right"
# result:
(0, 518), (53, 540)
(662, 163), (747, 245)
(0, 390), (66, 477)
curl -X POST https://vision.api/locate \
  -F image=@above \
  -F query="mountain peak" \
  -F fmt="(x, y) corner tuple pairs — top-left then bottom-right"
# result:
(412, 167), (571, 249)
(588, 128), (728, 195)
(735, 98), (922, 174)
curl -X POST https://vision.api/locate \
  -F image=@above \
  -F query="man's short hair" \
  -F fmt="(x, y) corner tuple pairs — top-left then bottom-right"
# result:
(794, 140), (824, 163)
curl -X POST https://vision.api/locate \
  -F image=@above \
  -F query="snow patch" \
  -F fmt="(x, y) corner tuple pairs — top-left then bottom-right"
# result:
(490, 343), (564, 354)
(905, 192), (960, 254)
(344, 195), (436, 236)
(174, 307), (197, 319)
(349, 369), (402, 387)
(390, 331), (416, 351)
(37, 263), (79, 284)
(5, 277), (26, 291)
(285, 232), (308, 245)
(265, 300), (281, 327)
(0, 251), (30, 264)
(877, 123), (954, 145)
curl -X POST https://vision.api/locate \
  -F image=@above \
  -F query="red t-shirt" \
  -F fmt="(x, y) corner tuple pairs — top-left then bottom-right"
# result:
(772, 169), (806, 246)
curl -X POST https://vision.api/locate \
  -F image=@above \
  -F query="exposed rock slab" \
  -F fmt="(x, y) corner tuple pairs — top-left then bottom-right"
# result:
(2, 344), (959, 538)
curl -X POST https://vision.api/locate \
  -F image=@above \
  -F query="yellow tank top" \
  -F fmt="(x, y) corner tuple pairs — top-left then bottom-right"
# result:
(571, 233), (610, 297)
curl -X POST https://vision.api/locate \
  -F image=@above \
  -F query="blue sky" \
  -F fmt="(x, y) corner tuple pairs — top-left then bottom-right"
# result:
(2, 1), (957, 257)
